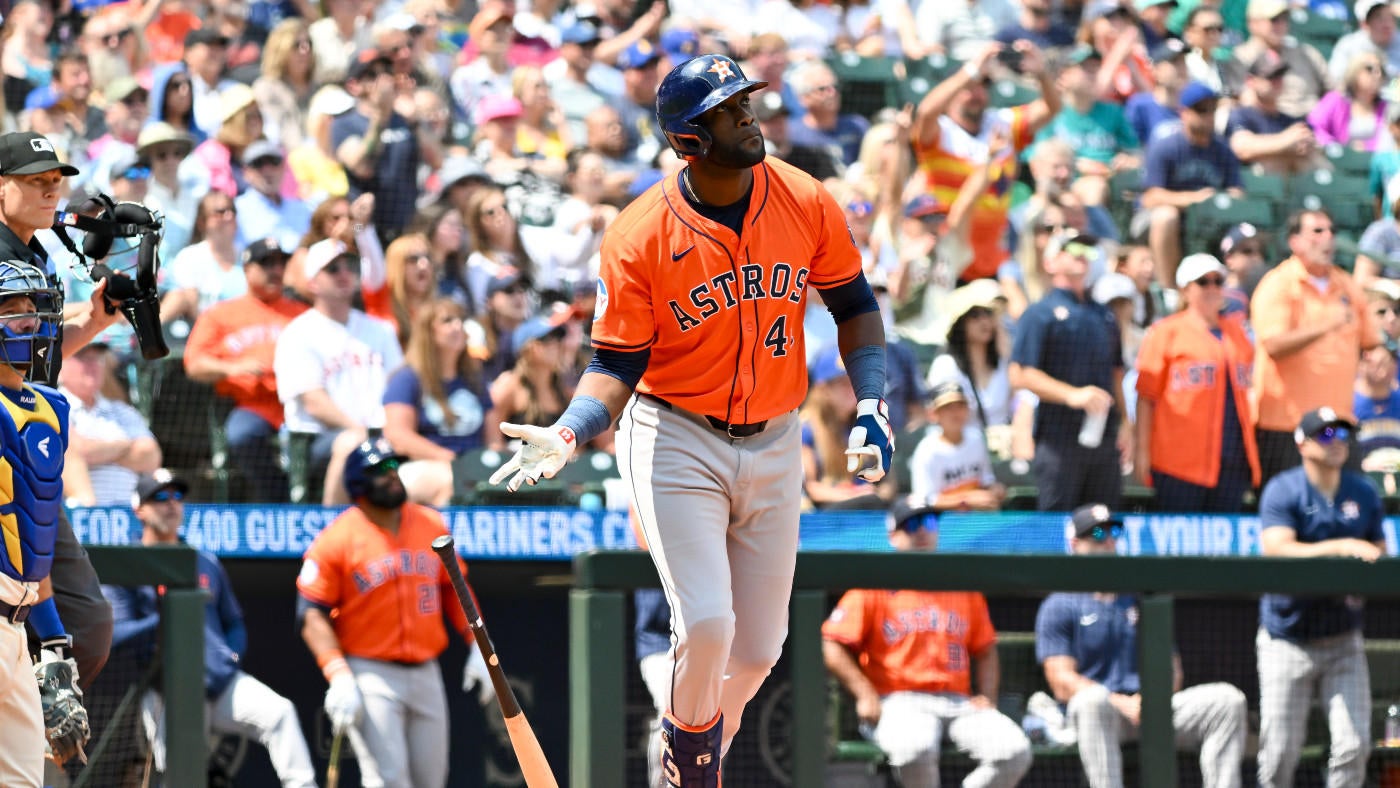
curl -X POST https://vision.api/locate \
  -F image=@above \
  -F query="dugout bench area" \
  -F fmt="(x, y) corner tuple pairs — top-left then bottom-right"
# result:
(573, 551), (1400, 788)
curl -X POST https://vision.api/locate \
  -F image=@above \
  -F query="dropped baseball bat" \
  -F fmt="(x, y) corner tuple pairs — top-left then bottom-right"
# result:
(326, 726), (344, 788)
(432, 535), (560, 788)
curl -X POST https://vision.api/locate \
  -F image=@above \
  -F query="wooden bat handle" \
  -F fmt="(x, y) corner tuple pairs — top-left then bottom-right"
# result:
(431, 535), (523, 718)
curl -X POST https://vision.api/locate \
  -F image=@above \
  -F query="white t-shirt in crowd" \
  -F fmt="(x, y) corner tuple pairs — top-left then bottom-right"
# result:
(909, 426), (996, 500)
(273, 308), (403, 434)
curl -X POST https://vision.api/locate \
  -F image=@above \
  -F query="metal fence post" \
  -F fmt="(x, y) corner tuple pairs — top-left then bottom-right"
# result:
(1139, 593), (1177, 788)
(570, 587), (625, 788)
(790, 590), (827, 787)
(162, 587), (206, 788)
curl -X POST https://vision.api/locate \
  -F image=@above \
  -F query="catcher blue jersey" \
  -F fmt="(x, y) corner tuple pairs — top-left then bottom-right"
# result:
(0, 382), (69, 583)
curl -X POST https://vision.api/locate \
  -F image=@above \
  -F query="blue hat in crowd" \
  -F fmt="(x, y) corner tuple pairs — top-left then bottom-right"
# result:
(560, 20), (601, 45)
(512, 315), (566, 348)
(809, 344), (846, 386)
(661, 29), (699, 63)
(1179, 81), (1220, 110)
(618, 40), (661, 70)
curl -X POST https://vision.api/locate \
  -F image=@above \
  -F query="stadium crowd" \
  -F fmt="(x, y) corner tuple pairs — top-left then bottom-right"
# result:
(5, 0), (1400, 782)
(2, 0), (1398, 515)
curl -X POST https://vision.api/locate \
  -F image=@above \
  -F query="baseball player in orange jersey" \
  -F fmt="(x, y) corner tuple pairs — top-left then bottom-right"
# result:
(823, 497), (1031, 787)
(297, 437), (492, 788)
(489, 54), (892, 787)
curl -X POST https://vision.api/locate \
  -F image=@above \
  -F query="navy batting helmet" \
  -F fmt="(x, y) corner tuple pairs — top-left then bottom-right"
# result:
(656, 54), (768, 159)
(343, 436), (407, 499)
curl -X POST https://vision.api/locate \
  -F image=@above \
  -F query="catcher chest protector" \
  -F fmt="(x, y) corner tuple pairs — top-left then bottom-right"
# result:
(656, 55), (768, 159)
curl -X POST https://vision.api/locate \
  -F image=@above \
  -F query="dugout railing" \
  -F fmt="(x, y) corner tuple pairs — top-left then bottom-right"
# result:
(85, 544), (206, 788)
(570, 551), (1400, 788)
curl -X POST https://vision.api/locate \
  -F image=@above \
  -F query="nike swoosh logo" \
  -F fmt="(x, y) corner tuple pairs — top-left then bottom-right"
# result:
(672, 246), (695, 262)
(1080, 614), (1098, 626)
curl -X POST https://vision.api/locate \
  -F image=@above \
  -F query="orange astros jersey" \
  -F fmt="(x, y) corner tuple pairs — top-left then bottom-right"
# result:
(822, 589), (996, 697)
(297, 502), (470, 664)
(591, 157), (863, 425)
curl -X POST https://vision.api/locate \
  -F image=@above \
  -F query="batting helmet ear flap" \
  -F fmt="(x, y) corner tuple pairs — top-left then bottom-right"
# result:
(665, 127), (710, 159)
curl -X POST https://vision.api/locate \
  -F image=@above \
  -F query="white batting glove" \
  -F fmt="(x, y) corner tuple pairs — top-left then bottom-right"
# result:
(490, 423), (578, 492)
(462, 647), (496, 706)
(324, 673), (363, 732)
(845, 398), (894, 483)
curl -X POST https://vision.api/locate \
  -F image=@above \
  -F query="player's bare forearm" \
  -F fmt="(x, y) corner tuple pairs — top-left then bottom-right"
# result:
(300, 606), (345, 671)
(835, 310), (885, 355)
(1043, 655), (1096, 704)
(973, 644), (1000, 704)
(1008, 363), (1078, 407)
(570, 371), (637, 423)
(822, 639), (880, 704)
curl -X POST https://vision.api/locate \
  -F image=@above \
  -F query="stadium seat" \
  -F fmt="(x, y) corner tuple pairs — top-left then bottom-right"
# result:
(826, 53), (901, 120)
(1322, 143), (1372, 178)
(1107, 169), (1146, 239)
(900, 54), (962, 106)
(1288, 10), (1350, 60)
(283, 432), (317, 504)
(987, 79), (1039, 109)
(1287, 169), (1372, 234)
(1240, 169), (1286, 204)
(452, 448), (578, 507)
(1182, 194), (1275, 255)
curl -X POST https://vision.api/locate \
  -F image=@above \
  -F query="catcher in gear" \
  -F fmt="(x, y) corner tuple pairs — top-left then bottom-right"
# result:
(490, 54), (892, 787)
(0, 258), (89, 783)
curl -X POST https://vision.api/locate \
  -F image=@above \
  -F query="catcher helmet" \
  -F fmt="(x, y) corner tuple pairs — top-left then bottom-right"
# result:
(343, 436), (407, 499)
(0, 259), (61, 370)
(656, 54), (768, 159)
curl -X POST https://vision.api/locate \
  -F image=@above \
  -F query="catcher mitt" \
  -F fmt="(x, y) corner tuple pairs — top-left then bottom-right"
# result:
(34, 637), (89, 766)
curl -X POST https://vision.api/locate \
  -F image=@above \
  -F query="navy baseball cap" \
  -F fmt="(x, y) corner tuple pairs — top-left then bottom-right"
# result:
(904, 193), (948, 219)
(887, 493), (942, 533)
(133, 468), (190, 508)
(1220, 222), (1260, 255)
(0, 132), (79, 176)
(1295, 407), (1356, 443)
(1179, 81), (1220, 110)
(1071, 503), (1123, 539)
(1149, 38), (1187, 63)
(243, 237), (289, 265)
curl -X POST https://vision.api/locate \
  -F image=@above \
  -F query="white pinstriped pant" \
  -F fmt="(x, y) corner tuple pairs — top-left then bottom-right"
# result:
(1067, 682), (1246, 788)
(0, 620), (43, 787)
(868, 691), (1032, 788)
(1256, 628), (1371, 788)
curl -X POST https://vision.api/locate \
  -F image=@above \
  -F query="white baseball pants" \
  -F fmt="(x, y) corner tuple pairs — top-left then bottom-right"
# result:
(1067, 682), (1247, 788)
(1256, 628), (1371, 788)
(0, 619), (44, 787)
(870, 691), (1032, 788)
(619, 395), (803, 756)
(143, 668), (317, 787)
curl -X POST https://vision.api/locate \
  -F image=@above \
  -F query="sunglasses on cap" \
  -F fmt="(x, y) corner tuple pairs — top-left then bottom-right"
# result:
(1063, 241), (1099, 259)
(323, 258), (361, 276)
(1082, 523), (1124, 542)
(149, 489), (184, 503)
(119, 166), (151, 181)
(1311, 426), (1350, 445)
(369, 458), (402, 476)
(895, 513), (940, 534)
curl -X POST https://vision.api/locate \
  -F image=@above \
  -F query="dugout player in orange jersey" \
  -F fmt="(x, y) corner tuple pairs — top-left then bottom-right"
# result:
(489, 54), (893, 787)
(296, 437), (491, 788)
(822, 496), (1032, 788)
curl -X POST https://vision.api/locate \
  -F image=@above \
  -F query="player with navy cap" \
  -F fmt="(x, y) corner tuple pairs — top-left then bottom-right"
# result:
(1255, 407), (1387, 787)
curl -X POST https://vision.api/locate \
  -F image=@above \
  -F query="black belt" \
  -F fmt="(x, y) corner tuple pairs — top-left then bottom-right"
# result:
(643, 394), (767, 438)
(0, 599), (31, 625)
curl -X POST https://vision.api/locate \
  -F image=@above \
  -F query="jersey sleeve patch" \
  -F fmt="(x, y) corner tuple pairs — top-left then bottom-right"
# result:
(298, 559), (319, 586)
(594, 278), (609, 321)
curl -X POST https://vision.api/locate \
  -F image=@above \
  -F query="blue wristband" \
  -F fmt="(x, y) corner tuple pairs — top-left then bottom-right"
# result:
(28, 597), (65, 641)
(843, 344), (887, 401)
(557, 395), (613, 447)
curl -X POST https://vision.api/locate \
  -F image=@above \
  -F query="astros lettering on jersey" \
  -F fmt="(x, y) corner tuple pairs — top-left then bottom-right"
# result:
(822, 589), (996, 697)
(297, 502), (471, 664)
(592, 157), (863, 426)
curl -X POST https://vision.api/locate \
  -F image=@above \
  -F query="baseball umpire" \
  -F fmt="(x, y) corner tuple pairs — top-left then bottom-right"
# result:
(0, 258), (89, 783)
(490, 53), (892, 786)
(296, 436), (492, 788)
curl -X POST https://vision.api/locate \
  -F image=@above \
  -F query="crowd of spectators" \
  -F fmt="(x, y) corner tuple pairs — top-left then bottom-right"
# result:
(4, 0), (1398, 512)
